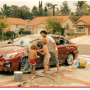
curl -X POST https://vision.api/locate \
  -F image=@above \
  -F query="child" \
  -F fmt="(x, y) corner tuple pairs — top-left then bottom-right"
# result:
(37, 39), (50, 74)
(29, 44), (39, 77)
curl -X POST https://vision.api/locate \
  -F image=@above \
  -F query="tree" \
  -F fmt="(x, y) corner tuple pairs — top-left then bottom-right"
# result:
(20, 5), (31, 19)
(0, 19), (10, 40)
(71, 12), (75, 16)
(74, 1), (86, 8)
(88, 5), (90, 13)
(39, 1), (42, 16)
(45, 2), (52, 9)
(0, 4), (11, 17)
(31, 6), (39, 17)
(50, 4), (57, 16)
(60, 1), (71, 15)
(10, 5), (20, 18)
(74, 1), (88, 16)
(45, 17), (65, 35)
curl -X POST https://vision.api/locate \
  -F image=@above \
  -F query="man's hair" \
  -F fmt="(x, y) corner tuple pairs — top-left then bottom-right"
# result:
(31, 44), (38, 49)
(41, 39), (47, 45)
(40, 30), (47, 35)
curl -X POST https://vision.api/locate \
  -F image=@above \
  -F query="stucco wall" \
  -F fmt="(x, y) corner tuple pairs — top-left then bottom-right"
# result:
(74, 21), (88, 35)
(77, 21), (84, 25)
(10, 24), (25, 31)
(62, 18), (75, 34)
(27, 17), (74, 34)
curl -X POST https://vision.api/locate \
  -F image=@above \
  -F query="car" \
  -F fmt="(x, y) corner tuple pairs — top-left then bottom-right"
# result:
(0, 34), (79, 72)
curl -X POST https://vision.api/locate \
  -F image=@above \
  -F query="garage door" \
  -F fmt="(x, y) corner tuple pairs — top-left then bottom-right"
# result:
(37, 28), (46, 34)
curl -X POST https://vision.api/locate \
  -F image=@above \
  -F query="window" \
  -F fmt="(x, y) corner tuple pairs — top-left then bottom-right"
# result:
(64, 39), (68, 44)
(52, 37), (69, 45)
(37, 42), (42, 49)
(41, 23), (46, 26)
(77, 26), (85, 32)
(29, 28), (31, 31)
(16, 25), (18, 28)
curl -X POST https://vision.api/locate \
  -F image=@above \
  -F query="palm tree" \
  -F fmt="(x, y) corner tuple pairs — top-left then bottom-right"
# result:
(74, 1), (86, 9)
(50, 4), (57, 16)
(0, 19), (10, 40)
(45, 2), (52, 9)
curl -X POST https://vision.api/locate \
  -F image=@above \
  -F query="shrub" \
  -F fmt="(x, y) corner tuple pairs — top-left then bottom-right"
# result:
(71, 16), (81, 22)
(4, 36), (11, 40)
(22, 30), (31, 34)
(5, 31), (16, 38)
(47, 32), (53, 34)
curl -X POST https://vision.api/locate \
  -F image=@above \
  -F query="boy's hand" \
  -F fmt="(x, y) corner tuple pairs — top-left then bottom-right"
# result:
(37, 56), (40, 58)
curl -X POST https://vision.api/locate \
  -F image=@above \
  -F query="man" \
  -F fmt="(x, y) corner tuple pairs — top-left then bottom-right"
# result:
(29, 30), (60, 73)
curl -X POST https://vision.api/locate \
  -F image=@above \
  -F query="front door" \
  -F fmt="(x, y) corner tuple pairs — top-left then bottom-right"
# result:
(88, 26), (90, 35)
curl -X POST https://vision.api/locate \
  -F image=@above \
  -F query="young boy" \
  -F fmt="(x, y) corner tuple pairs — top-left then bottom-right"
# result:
(29, 44), (39, 77)
(37, 39), (50, 74)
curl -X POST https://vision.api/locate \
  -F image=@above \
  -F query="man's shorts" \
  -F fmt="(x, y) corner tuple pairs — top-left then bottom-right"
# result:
(44, 55), (50, 64)
(29, 58), (36, 67)
(49, 52), (59, 64)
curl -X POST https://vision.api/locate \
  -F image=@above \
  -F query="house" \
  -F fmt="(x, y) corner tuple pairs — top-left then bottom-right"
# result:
(5, 17), (28, 32)
(26, 16), (75, 34)
(74, 15), (90, 35)
(55, 11), (60, 16)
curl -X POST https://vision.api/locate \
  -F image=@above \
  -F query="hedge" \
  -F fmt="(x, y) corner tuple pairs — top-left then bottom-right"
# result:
(5, 31), (16, 38)
(22, 30), (31, 34)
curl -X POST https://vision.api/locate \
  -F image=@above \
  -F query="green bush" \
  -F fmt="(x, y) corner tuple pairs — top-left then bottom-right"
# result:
(47, 32), (53, 34)
(71, 16), (81, 22)
(4, 36), (11, 40)
(55, 32), (61, 35)
(0, 36), (2, 40)
(5, 31), (16, 38)
(22, 30), (31, 34)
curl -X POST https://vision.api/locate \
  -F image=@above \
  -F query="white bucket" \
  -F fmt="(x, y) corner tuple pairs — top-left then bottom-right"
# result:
(14, 71), (23, 82)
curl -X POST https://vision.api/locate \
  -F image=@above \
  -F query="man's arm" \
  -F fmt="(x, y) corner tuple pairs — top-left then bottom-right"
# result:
(53, 42), (56, 55)
(29, 38), (40, 43)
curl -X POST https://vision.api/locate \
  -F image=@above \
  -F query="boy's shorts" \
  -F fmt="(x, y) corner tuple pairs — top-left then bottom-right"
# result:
(49, 52), (59, 64)
(43, 55), (50, 64)
(29, 58), (36, 67)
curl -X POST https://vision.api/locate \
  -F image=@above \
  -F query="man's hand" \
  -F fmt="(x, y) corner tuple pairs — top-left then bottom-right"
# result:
(29, 41), (33, 43)
(53, 50), (56, 55)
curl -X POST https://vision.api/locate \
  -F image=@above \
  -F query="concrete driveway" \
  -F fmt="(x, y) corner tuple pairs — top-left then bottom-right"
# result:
(70, 35), (90, 55)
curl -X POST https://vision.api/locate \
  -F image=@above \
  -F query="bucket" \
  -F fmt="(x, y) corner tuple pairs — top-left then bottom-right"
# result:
(14, 71), (23, 82)
(77, 61), (87, 68)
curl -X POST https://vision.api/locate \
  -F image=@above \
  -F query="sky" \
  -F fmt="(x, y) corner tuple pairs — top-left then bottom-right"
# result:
(0, 0), (90, 12)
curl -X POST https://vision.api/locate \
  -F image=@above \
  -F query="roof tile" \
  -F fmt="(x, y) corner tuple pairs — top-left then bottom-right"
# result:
(6, 17), (28, 25)
(28, 16), (70, 26)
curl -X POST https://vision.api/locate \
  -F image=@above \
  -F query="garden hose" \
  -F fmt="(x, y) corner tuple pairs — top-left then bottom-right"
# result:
(34, 73), (56, 87)
(17, 72), (56, 87)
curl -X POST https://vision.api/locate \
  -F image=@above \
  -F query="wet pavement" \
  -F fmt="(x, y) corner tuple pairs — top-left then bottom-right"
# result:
(0, 58), (90, 87)
(0, 40), (90, 87)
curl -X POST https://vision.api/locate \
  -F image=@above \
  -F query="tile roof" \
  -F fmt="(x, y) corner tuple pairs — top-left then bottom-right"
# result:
(75, 15), (90, 25)
(28, 16), (72, 26)
(6, 17), (28, 25)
